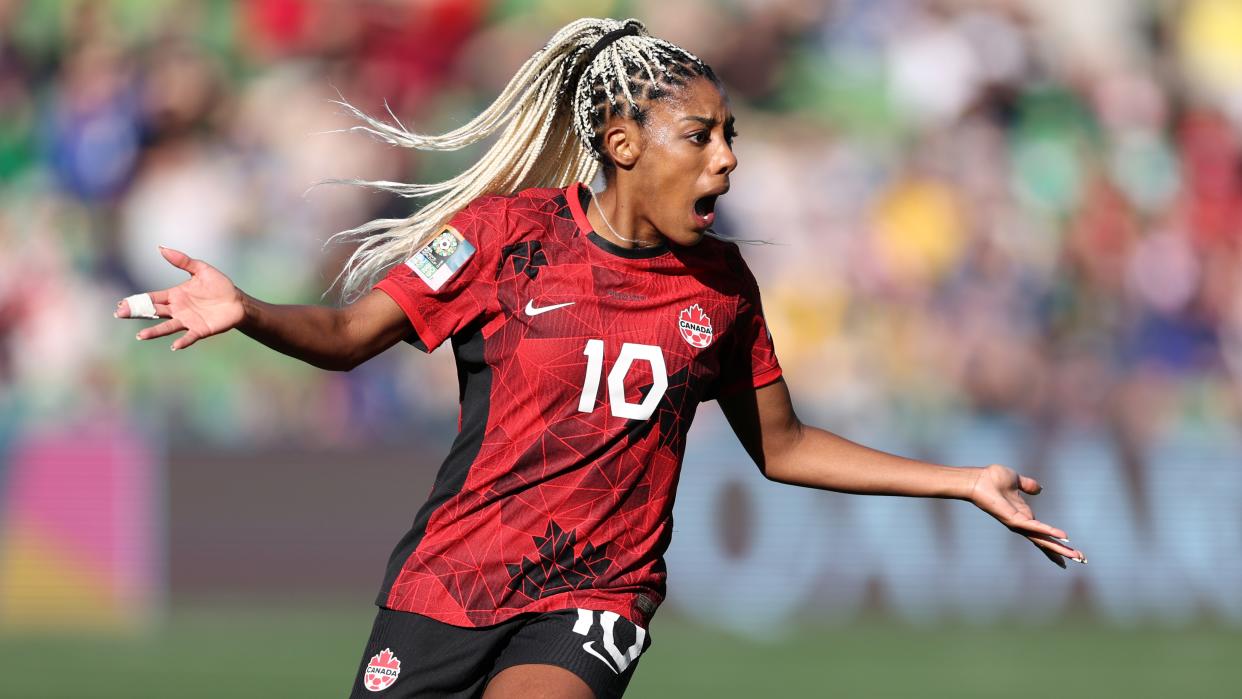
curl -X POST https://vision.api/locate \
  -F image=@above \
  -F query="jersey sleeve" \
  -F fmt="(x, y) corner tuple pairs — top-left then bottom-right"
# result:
(717, 252), (783, 398)
(373, 196), (509, 353)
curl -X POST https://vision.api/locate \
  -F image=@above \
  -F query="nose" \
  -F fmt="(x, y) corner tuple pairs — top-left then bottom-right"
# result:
(713, 139), (737, 176)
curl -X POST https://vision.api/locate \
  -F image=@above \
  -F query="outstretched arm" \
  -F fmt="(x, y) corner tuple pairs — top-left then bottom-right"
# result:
(115, 246), (411, 371)
(718, 379), (1087, 568)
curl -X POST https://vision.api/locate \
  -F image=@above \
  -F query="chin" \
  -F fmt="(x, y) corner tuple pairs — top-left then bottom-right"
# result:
(669, 228), (706, 247)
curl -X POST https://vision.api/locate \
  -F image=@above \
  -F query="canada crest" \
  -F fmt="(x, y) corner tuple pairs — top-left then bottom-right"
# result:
(677, 304), (714, 348)
(363, 648), (401, 692)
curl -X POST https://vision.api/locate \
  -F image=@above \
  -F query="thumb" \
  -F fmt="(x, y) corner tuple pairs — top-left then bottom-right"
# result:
(1018, 475), (1042, 495)
(159, 246), (201, 276)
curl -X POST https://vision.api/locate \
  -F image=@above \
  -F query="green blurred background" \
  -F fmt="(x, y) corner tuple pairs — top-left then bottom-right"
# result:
(3, 0), (1242, 696)
(4, 607), (1241, 697)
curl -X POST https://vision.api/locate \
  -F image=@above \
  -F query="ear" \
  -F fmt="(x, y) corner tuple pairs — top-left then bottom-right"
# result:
(601, 120), (642, 170)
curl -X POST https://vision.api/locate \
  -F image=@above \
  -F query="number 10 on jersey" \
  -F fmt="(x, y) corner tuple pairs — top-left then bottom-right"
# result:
(576, 340), (667, 420)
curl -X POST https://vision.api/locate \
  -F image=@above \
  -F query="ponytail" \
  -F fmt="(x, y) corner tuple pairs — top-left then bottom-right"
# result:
(328, 18), (710, 301)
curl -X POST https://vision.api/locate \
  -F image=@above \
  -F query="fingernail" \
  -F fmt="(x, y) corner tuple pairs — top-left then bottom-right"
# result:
(135, 333), (142, 340)
(171, 346), (177, 352)
(113, 312), (119, 318)
(1053, 537), (1070, 545)
(1071, 556), (1087, 564)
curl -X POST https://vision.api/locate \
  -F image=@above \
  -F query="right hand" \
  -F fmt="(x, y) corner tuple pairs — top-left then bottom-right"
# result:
(115, 246), (245, 351)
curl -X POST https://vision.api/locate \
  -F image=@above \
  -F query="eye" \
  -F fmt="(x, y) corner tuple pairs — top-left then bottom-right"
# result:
(688, 130), (710, 145)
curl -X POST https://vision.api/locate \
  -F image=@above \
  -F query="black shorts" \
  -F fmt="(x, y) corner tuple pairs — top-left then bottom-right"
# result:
(347, 606), (652, 699)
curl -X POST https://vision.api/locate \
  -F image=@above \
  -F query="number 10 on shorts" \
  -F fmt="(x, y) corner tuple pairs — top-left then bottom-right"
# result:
(576, 340), (667, 420)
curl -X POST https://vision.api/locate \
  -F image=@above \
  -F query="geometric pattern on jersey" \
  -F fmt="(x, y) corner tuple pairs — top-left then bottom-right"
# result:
(374, 182), (782, 628)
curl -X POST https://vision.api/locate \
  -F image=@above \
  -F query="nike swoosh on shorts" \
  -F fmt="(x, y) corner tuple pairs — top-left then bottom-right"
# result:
(580, 641), (620, 674)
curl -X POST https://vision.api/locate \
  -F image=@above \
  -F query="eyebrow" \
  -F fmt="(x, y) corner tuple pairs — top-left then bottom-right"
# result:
(683, 115), (737, 130)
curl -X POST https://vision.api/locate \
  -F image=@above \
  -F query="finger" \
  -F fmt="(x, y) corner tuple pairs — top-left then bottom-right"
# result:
(1018, 475), (1042, 495)
(171, 329), (201, 351)
(159, 246), (204, 276)
(1004, 516), (1067, 541)
(1028, 533), (1086, 563)
(136, 318), (185, 340)
(1031, 539), (1066, 569)
(116, 300), (173, 319)
(115, 291), (171, 317)
(118, 293), (156, 319)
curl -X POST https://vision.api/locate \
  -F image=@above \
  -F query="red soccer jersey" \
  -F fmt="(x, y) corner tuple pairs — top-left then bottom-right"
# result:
(373, 182), (782, 627)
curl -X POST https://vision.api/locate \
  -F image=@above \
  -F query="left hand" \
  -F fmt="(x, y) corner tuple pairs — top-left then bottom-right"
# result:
(969, 464), (1086, 569)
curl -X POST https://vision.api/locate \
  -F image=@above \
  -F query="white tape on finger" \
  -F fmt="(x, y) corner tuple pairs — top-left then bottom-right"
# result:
(125, 293), (160, 319)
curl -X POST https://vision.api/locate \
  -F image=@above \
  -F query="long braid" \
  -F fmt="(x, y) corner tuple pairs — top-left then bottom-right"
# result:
(329, 18), (724, 302)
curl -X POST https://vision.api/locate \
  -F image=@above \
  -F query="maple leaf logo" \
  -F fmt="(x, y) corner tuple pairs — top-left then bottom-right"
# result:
(677, 303), (714, 348)
(363, 648), (401, 692)
(372, 649), (400, 670)
(500, 241), (548, 279)
(506, 520), (613, 600)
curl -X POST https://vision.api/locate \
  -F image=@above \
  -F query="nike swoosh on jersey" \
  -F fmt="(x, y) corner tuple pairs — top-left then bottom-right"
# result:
(524, 300), (575, 316)
(580, 642), (620, 674)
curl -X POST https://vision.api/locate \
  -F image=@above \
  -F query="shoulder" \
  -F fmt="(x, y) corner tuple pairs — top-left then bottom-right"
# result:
(514, 186), (578, 225)
(713, 238), (751, 278)
(452, 187), (570, 246)
(447, 194), (511, 247)
(460, 186), (564, 211)
(684, 236), (762, 298)
(514, 185), (570, 207)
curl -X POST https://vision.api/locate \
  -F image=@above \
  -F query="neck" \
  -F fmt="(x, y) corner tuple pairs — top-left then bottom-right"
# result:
(587, 185), (664, 249)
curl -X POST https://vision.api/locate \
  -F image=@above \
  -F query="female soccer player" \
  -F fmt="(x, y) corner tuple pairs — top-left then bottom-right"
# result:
(115, 18), (1086, 699)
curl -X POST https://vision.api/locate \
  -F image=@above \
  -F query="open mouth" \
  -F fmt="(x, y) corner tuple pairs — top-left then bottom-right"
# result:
(693, 194), (719, 228)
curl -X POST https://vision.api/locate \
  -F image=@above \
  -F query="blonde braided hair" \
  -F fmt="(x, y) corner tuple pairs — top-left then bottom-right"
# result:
(328, 17), (715, 302)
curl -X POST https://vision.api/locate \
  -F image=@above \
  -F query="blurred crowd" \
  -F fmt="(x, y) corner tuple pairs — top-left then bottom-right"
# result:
(2, 0), (1242, 456)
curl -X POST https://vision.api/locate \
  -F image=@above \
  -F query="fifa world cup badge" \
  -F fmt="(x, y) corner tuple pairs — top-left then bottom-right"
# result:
(405, 225), (476, 290)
